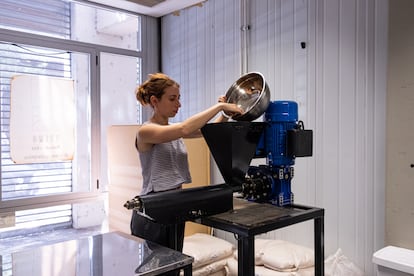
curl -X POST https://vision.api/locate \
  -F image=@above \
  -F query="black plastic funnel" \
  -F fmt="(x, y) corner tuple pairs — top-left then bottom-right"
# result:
(201, 122), (267, 190)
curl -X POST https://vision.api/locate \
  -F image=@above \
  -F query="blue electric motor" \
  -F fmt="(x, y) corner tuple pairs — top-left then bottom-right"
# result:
(242, 101), (313, 206)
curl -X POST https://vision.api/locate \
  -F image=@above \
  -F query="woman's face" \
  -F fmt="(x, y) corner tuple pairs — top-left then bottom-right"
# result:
(156, 85), (181, 117)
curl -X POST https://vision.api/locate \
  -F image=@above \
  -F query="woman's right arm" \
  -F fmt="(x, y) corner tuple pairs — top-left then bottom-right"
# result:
(138, 103), (242, 145)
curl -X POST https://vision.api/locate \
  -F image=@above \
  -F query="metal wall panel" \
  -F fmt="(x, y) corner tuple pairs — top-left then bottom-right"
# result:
(161, 0), (388, 274)
(161, 0), (242, 123)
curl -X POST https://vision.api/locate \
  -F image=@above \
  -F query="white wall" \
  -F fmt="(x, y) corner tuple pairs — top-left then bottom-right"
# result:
(161, 0), (388, 274)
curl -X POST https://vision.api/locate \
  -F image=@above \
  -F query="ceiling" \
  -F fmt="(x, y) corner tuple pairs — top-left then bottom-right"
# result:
(89, 0), (204, 17)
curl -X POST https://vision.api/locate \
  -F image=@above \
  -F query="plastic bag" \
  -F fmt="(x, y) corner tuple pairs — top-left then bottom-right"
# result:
(325, 248), (364, 276)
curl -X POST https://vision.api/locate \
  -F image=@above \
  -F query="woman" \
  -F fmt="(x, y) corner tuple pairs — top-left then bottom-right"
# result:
(131, 73), (242, 254)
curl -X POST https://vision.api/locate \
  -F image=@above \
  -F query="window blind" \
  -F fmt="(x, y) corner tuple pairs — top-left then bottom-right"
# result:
(0, 0), (70, 38)
(0, 0), (73, 235)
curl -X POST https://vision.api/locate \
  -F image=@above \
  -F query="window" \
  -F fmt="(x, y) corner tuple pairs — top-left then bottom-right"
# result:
(0, 0), (143, 237)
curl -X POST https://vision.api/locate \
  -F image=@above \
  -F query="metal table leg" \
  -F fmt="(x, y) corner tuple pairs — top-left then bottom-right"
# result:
(182, 264), (192, 276)
(238, 236), (255, 276)
(314, 216), (324, 276)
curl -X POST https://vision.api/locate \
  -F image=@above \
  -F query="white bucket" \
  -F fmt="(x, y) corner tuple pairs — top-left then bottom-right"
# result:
(373, 246), (414, 276)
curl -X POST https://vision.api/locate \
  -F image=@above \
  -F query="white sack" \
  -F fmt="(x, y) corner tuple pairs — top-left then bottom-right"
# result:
(192, 258), (229, 276)
(183, 233), (234, 269)
(259, 239), (314, 271)
(226, 257), (293, 276)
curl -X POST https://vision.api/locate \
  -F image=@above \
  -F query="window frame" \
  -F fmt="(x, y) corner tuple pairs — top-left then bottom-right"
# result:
(0, 27), (142, 213)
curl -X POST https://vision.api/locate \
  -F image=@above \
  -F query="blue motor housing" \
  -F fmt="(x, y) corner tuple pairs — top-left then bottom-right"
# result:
(262, 101), (298, 166)
(242, 101), (311, 206)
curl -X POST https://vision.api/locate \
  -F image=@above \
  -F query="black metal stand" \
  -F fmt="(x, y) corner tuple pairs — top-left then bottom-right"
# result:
(169, 224), (192, 276)
(195, 198), (324, 276)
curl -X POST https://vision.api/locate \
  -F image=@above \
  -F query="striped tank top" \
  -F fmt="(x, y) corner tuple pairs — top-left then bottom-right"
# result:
(137, 127), (192, 195)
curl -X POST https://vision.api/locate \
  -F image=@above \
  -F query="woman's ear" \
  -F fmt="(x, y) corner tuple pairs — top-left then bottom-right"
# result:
(150, 95), (158, 107)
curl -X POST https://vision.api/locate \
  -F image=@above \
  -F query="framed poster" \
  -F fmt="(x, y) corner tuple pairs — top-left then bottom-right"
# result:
(10, 75), (75, 163)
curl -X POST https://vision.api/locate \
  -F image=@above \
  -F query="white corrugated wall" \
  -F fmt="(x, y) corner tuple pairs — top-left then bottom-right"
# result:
(161, 0), (388, 274)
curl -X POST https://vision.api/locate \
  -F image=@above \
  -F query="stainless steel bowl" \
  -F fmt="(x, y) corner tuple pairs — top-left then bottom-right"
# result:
(224, 72), (270, 121)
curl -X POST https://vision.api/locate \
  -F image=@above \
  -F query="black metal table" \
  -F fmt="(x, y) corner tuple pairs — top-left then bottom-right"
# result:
(195, 198), (324, 276)
(0, 231), (193, 276)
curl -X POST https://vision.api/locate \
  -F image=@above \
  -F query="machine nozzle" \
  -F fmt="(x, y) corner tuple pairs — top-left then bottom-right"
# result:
(124, 196), (142, 210)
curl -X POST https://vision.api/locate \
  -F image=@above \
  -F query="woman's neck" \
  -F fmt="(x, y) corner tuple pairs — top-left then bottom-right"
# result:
(150, 114), (168, 125)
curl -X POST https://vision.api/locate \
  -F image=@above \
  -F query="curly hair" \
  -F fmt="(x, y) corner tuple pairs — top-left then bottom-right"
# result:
(135, 73), (180, 106)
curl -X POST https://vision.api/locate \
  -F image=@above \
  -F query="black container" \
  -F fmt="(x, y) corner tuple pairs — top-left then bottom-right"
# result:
(201, 122), (266, 190)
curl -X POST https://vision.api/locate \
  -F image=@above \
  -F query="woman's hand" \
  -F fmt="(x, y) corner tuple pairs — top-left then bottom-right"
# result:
(214, 95), (243, 122)
(218, 95), (227, 103)
(221, 102), (243, 115)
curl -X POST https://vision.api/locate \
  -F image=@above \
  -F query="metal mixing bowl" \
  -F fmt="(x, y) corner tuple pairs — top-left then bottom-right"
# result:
(224, 72), (270, 121)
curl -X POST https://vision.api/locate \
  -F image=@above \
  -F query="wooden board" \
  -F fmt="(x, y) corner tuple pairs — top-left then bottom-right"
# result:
(107, 125), (211, 235)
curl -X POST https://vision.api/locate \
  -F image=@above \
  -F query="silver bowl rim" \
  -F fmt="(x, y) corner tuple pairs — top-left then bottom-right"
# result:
(225, 71), (268, 116)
